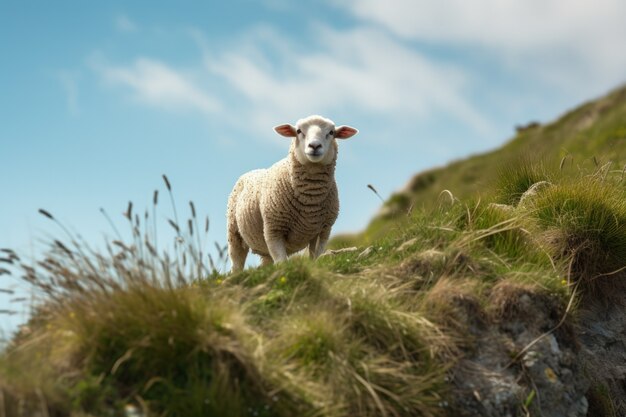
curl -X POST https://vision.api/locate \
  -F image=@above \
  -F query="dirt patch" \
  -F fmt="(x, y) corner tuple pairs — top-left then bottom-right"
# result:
(446, 282), (589, 417)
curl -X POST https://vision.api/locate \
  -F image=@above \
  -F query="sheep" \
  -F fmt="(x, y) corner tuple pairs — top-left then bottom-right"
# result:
(227, 115), (358, 272)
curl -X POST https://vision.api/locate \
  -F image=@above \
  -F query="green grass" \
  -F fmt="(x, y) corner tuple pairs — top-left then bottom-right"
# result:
(354, 84), (626, 241)
(2, 86), (626, 416)
(0, 171), (618, 416)
(493, 156), (552, 205)
(531, 179), (626, 294)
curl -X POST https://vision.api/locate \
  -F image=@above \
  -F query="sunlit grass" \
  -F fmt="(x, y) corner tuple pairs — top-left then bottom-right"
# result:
(2, 154), (626, 416)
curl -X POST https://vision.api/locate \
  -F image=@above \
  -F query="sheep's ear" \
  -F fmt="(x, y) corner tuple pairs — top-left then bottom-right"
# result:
(335, 125), (358, 140)
(274, 124), (297, 138)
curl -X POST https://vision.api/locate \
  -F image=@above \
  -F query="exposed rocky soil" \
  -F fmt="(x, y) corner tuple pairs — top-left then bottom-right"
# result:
(579, 282), (626, 417)
(447, 279), (626, 417)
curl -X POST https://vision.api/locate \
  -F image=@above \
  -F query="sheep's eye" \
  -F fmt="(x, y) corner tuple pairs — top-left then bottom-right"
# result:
(329, 130), (334, 136)
(296, 129), (302, 135)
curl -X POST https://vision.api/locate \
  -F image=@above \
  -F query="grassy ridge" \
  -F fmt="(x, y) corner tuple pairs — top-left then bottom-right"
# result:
(2, 87), (626, 416)
(349, 85), (626, 247)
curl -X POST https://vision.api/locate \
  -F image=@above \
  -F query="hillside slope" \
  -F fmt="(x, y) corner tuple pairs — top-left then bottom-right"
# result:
(402, 85), (626, 204)
(332, 85), (626, 247)
(2, 87), (626, 417)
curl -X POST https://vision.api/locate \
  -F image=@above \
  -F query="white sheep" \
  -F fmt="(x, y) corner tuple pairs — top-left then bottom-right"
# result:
(227, 115), (358, 272)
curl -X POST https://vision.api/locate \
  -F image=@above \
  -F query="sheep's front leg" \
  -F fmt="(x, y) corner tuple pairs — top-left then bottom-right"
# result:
(267, 238), (287, 263)
(265, 230), (288, 263)
(310, 227), (331, 260)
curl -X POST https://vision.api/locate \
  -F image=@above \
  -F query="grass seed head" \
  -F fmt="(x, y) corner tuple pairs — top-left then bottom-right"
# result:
(162, 174), (171, 191)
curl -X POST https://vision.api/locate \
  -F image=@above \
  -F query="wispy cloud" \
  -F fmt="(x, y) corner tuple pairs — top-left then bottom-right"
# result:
(201, 25), (491, 134)
(80, 3), (626, 143)
(336, 0), (626, 50)
(92, 23), (492, 143)
(94, 0), (626, 147)
(115, 14), (138, 33)
(89, 55), (221, 115)
(333, 0), (626, 93)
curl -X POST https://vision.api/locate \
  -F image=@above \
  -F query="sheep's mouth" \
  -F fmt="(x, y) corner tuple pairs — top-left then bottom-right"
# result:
(305, 151), (324, 161)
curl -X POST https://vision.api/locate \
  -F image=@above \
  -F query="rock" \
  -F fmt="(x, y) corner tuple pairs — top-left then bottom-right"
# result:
(396, 238), (418, 252)
(578, 294), (626, 413)
(357, 246), (374, 260)
(448, 286), (589, 417)
(488, 203), (514, 212)
(319, 247), (359, 257)
(518, 181), (552, 207)
(418, 249), (445, 261)
(515, 121), (541, 133)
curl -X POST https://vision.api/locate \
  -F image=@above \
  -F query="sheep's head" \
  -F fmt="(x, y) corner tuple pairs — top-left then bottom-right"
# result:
(274, 115), (358, 165)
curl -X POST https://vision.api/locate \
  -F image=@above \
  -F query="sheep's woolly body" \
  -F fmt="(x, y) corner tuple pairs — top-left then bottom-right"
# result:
(228, 115), (357, 271)
(227, 141), (339, 261)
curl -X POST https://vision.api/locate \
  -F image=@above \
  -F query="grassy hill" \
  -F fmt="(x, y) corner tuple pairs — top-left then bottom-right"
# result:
(2, 86), (626, 417)
(400, 85), (626, 205)
(332, 85), (626, 247)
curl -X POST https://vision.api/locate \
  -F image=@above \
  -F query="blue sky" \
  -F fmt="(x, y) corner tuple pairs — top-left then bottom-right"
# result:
(1, 0), (626, 336)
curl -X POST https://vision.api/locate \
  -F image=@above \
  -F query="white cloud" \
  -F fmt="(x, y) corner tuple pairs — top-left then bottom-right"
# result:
(115, 14), (138, 33)
(336, 0), (626, 49)
(334, 0), (626, 92)
(90, 56), (221, 115)
(204, 25), (492, 134)
(87, 4), (626, 146)
(92, 23), (494, 144)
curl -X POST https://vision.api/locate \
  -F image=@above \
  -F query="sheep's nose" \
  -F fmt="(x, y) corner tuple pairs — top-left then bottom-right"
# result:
(308, 143), (322, 151)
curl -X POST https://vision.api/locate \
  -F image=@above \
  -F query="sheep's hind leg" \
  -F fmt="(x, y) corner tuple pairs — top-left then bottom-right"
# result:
(311, 227), (331, 259)
(228, 228), (249, 273)
(308, 236), (320, 259)
(260, 255), (273, 267)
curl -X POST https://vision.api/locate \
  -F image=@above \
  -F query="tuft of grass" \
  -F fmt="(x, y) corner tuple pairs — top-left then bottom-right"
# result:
(53, 286), (271, 417)
(531, 179), (626, 290)
(275, 311), (348, 369)
(461, 203), (531, 260)
(494, 157), (550, 205)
